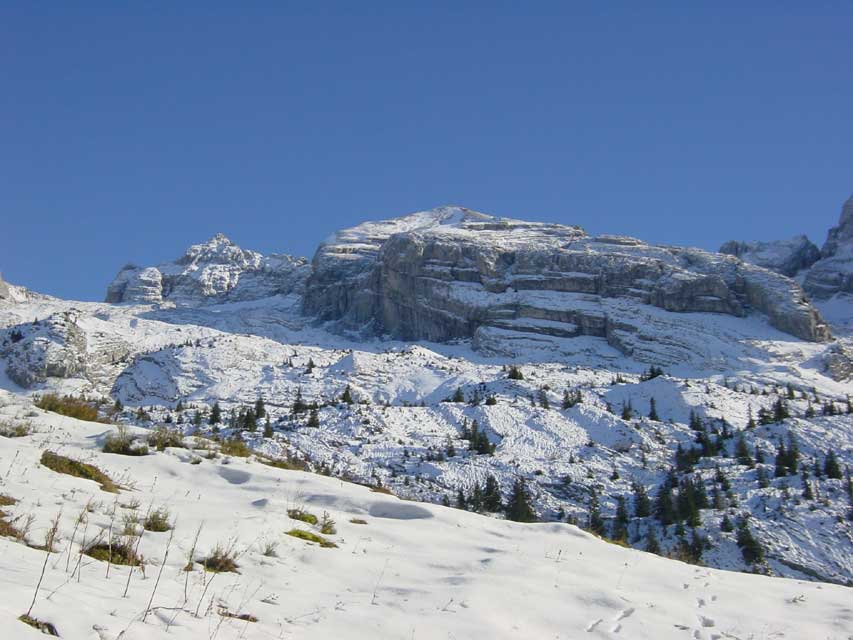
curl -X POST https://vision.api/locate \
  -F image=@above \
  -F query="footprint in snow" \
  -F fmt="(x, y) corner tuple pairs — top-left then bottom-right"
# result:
(585, 619), (603, 632)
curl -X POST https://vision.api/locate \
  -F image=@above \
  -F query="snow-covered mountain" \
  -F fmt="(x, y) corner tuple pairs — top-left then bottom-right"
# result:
(306, 206), (830, 346)
(105, 233), (310, 306)
(804, 196), (853, 300)
(719, 235), (821, 277)
(1, 202), (853, 631)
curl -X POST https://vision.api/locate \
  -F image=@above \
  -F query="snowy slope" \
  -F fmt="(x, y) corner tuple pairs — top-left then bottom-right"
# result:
(0, 393), (851, 640)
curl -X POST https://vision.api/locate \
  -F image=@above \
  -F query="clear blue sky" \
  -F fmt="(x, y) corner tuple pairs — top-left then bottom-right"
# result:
(2, 3), (851, 300)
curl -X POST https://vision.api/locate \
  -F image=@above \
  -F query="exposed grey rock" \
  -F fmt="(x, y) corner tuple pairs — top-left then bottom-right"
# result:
(719, 236), (820, 277)
(2, 311), (90, 387)
(823, 343), (853, 381)
(803, 196), (853, 299)
(305, 206), (831, 349)
(106, 233), (310, 306)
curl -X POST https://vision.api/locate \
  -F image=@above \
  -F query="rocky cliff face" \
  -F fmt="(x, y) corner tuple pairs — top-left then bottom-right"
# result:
(719, 236), (820, 277)
(105, 234), (310, 306)
(304, 206), (831, 350)
(803, 196), (853, 299)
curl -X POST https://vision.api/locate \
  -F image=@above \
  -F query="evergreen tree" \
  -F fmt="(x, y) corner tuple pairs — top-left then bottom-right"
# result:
(505, 478), (536, 522)
(292, 388), (307, 415)
(263, 416), (273, 438)
(483, 475), (503, 512)
(621, 401), (633, 421)
(720, 513), (734, 532)
(341, 385), (354, 405)
(562, 388), (582, 409)
(802, 479), (814, 500)
(775, 442), (789, 477)
(612, 495), (629, 541)
(689, 410), (703, 431)
(772, 398), (790, 423)
(113, 398), (123, 412)
(805, 401), (815, 418)
(645, 528), (661, 554)
(451, 387), (465, 403)
(507, 365), (524, 380)
(648, 397), (659, 421)
(306, 358), (315, 373)
(307, 406), (320, 428)
(655, 481), (675, 525)
(736, 517), (764, 565)
(210, 401), (222, 425)
(756, 466), (770, 489)
(746, 407), (756, 429)
(469, 483), (484, 513)
(784, 433), (800, 475)
(754, 446), (765, 464)
(175, 399), (184, 412)
(456, 488), (467, 511)
(242, 408), (257, 432)
(824, 450), (842, 479)
(735, 434), (753, 467)
(632, 481), (651, 518)
(587, 489), (605, 536)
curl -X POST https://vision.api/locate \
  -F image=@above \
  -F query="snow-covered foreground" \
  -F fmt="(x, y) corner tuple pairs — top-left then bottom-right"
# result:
(1, 396), (852, 640)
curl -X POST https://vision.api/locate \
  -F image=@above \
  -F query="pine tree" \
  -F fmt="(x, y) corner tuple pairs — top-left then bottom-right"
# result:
(263, 416), (273, 438)
(507, 365), (524, 380)
(720, 513), (734, 532)
(784, 433), (800, 474)
(306, 358), (315, 373)
(689, 410), (703, 431)
(562, 388), (581, 409)
(645, 528), (661, 554)
(113, 398), (123, 412)
(632, 481), (651, 518)
(736, 517), (764, 565)
(292, 388), (307, 415)
(341, 385), (354, 405)
(621, 401), (633, 420)
(648, 397), (659, 421)
(612, 495), (629, 541)
(242, 408), (257, 432)
(254, 397), (265, 419)
(824, 450), (842, 479)
(735, 434), (753, 467)
(775, 442), (788, 477)
(756, 466), (770, 489)
(483, 475), (503, 512)
(746, 407), (756, 429)
(175, 399), (184, 413)
(587, 489), (605, 536)
(456, 488), (467, 511)
(307, 407), (320, 428)
(505, 478), (536, 522)
(445, 437), (456, 458)
(210, 402), (222, 425)
(451, 387), (465, 403)
(802, 478), (814, 500)
(655, 482), (675, 525)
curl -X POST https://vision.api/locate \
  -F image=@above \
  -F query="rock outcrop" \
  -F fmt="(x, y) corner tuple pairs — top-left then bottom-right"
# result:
(719, 236), (820, 277)
(304, 206), (831, 351)
(2, 312), (90, 387)
(106, 234), (310, 306)
(803, 196), (853, 299)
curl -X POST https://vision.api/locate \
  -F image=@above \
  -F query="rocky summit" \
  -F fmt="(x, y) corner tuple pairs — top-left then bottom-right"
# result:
(306, 206), (831, 351)
(719, 235), (821, 277)
(105, 232), (310, 306)
(804, 196), (853, 299)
